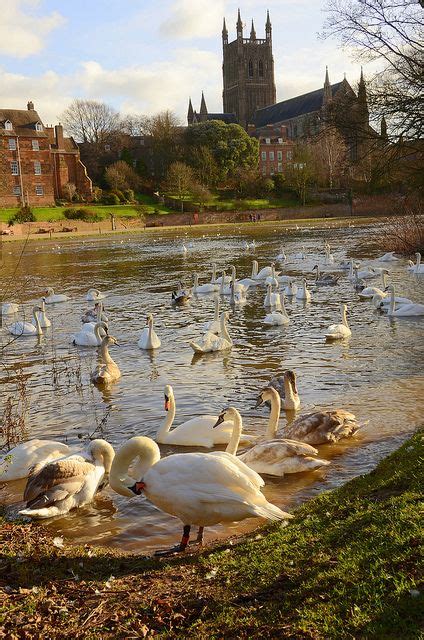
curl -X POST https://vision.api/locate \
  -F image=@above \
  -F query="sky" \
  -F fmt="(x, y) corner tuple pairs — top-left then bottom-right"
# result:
(0, 0), (371, 127)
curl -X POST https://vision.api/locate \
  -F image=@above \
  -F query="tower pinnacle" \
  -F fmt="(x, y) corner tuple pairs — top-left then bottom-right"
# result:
(222, 17), (228, 44)
(250, 19), (256, 40)
(265, 10), (272, 40)
(323, 66), (332, 104)
(200, 91), (207, 115)
(187, 97), (194, 124)
(237, 8), (243, 38)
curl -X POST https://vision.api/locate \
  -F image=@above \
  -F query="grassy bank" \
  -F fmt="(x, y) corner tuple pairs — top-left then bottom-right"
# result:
(1, 431), (423, 638)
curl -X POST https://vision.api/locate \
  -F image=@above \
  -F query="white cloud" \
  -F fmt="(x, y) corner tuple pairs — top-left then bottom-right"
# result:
(160, 0), (225, 39)
(0, 0), (65, 58)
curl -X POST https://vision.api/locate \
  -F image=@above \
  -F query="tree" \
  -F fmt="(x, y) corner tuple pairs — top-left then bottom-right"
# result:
(190, 183), (212, 211)
(142, 111), (182, 180)
(61, 99), (121, 143)
(310, 126), (349, 188)
(187, 145), (219, 188)
(63, 182), (77, 202)
(322, 0), (424, 140)
(104, 161), (140, 192)
(162, 162), (195, 212)
(285, 144), (315, 205)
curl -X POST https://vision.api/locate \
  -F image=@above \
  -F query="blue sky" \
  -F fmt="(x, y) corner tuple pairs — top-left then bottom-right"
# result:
(0, 0), (371, 126)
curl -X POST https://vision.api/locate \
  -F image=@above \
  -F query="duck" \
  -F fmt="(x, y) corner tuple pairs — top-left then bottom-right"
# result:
(267, 371), (300, 411)
(86, 288), (106, 301)
(284, 279), (298, 296)
(358, 270), (389, 299)
(72, 321), (107, 347)
(377, 251), (399, 262)
(193, 273), (219, 294)
(264, 293), (289, 325)
(9, 306), (43, 336)
(283, 409), (360, 444)
(384, 285), (424, 316)
(216, 406), (329, 477)
(313, 265), (339, 286)
(138, 314), (161, 349)
(19, 439), (115, 518)
(296, 278), (311, 301)
(44, 287), (69, 304)
(264, 284), (282, 309)
(35, 298), (51, 328)
(407, 252), (424, 274)
(1, 302), (19, 315)
(202, 297), (220, 334)
(190, 311), (233, 353)
(0, 439), (70, 482)
(325, 303), (351, 340)
(90, 334), (121, 384)
(109, 436), (291, 555)
(156, 385), (256, 447)
(171, 282), (191, 306)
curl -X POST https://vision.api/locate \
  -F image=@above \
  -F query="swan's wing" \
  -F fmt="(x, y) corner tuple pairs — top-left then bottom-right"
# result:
(277, 439), (319, 456)
(23, 457), (93, 504)
(283, 412), (328, 439)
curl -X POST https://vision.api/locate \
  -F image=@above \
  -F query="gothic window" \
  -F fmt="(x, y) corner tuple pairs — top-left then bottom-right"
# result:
(248, 59), (253, 78)
(258, 60), (264, 77)
(4, 120), (13, 130)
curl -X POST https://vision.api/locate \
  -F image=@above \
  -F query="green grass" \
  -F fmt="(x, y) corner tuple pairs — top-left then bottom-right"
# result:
(1, 430), (422, 638)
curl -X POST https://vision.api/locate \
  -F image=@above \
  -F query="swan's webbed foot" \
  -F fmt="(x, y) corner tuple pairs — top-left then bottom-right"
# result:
(154, 525), (191, 557)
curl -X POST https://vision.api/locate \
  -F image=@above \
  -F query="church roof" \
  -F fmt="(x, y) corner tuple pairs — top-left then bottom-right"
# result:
(206, 113), (238, 124)
(254, 82), (343, 127)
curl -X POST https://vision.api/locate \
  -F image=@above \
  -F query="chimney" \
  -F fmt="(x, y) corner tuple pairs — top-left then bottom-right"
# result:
(27, 100), (34, 110)
(55, 123), (64, 149)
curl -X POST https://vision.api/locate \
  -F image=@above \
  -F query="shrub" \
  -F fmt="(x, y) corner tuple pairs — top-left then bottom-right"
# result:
(92, 186), (103, 203)
(11, 205), (36, 223)
(100, 192), (120, 205)
(112, 189), (127, 203)
(63, 208), (102, 222)
(123, 189), (135, 202)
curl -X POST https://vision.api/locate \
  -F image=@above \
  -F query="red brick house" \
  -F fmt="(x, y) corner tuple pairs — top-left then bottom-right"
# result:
(0, 102), (92, 207)
(248, 123), (294, 177)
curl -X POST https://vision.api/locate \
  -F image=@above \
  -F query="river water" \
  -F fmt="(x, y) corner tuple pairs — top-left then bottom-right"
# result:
(1, 220), (423, 552)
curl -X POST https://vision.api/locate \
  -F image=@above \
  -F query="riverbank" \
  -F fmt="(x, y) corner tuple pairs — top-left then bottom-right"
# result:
(1, 430), (422, 639)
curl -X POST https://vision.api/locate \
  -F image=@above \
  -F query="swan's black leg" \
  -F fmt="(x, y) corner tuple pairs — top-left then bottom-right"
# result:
(154, 525), (191, 557)
(195, 526), (204, 545)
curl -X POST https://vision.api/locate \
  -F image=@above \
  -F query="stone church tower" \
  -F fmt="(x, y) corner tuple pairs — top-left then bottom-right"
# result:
(222, 10), (276, 128)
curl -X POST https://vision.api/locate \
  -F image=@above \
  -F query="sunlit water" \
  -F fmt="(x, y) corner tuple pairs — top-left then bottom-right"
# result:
(1, 220), (423, 552)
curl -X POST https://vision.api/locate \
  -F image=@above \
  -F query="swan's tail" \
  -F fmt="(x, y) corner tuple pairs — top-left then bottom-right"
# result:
(302, 457), (331, 471)
(252, 500), (293, 521)
(189, 341), (204, 353)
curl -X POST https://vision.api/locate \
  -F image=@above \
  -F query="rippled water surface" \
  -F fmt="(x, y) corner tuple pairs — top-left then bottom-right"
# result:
(1, 220), (423, 552)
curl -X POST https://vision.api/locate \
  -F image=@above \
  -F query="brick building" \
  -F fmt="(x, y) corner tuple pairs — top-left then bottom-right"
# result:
(248, 123), (294, 177)
(0, 102), (92, 207)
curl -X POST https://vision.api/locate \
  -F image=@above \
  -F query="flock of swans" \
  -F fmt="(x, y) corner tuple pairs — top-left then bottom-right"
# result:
(1, 241), (423, 555)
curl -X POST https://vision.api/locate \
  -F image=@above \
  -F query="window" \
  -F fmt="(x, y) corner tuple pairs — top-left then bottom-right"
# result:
(270, 168), (275, 175)
(35, 185), (44, 196)
(262, 165), (267, 175)
(248, 59), (253, 78)
(13, 185), (21, 196)
(261, 151), (267, 161)
(34, 161), (41, 175)
(287, 150), (293, 161)
(278, 163), (283, 172)
(35, 122), (43, 131)
(278, 137), (283, 144)
(8, 138), (16, 150)
(32, 140), (39, 151)
(269, 151), (274, 161)
(4, 120), (13, 130)
(11, 161), (19, 175)
(265, 137), (270, 144)
(258, 60), (264, 77)
(277, 151), (282, 161)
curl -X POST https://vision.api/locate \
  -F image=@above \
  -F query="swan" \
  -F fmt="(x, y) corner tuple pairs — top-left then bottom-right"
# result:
(348, 260), (381, 280)
(171, 282), (191, 306)
(220, 266), (249, 296)
(264, 263), (280, 287)
(266, 372), (300, 411)
(109, 436), (291, 555)
(229, 281), (247, 305)
(237, 261), (261, 288)
(324, 245), (335, 265)
(202, 297), (220, 334)
(91, 334), (121, 384)
(215, 407), (329, 477)
(377, 252), (399, 262)
(325, 303), (351, 340)
(156, 385), (256, 447)
(264, 293), (289, 325)
(264, 284), (282, 309)
(283, 409), (360, 444)
(72, 321), (107, 347)
(276, 250), (286, 262)
(296, 279), (311, 301)
(190, 311), (232, 353)
(0, 439), (69, 482)
(138, 314), (161, 349)
(384, 285), (424, 317)
(9, 306), (43, 336)
(284, 279), (298, 296)
(358, 270), (388, 299)
(407, 252), (424, 274)
(44, 287), (69, 304)
(313, 265), (339, 286)
(193, 273), (219, 294)
(293, 249), (305, 260)
(81, 301), (109, 325)
(35, 298), (51, 328)
(181, 243), (188, 254)
(1, 302), (19, 315)
(253, 263), (274, 280)
(19, 439), (114, 518)
(211, 263), (231, 285)
(86, 288), (106, 301)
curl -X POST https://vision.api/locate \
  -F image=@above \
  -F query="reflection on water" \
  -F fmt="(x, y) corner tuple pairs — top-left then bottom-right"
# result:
(1, 221), (423, 552)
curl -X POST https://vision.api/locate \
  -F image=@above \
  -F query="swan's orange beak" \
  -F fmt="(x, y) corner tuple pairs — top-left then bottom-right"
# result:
(129, 481), (145, 495)
(164, 396), (170, 411)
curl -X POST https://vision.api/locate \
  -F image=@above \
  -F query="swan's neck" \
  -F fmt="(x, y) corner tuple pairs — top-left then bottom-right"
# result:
(94, 324), (104, 344)
(90, 441), (115, 472)
(251, 261), (258, 278)
(389, 287), (396, 314)
(213, 298), (220, 321)
(342, 307), (349, 328)
(156, 395), (176, 439)
(382, 272), (387, 289)
(101, 341), (115, 366)
(211, 264), (216, 283)
(416, 253), (421, 271)
(219, 275), (225, 294)
(281, 295), (288, 317)
(284, 377), (297, 408)
(315, 267), (320, 281)
(194, 274), (199, 287)
(32, 309), (42, 334)
(110, 437), (161, 497)
(225, 411), (242, 455)
(220, 314), (232, 344)
(267, 389), (281, 438)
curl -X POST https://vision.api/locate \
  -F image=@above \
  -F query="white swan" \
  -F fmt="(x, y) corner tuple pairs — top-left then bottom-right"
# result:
(202, 297), (220, 334)
(220, 266), (249, 296)
(44, 287), (69, 304)
(181, 243), (188, 255)
(237, 261), (261, 288)
(276, 249), (286, 262)
(266, 372), (300, 411)
(253, 263), (274, 280)
(325, 303), (351, 340)
(193, 273), (219, 294)
(155, 385), (256, 447)
(377, 252), (399, 262)
(348, 260), (381, 280)
(91, 334), (121, 384)
(296, 279), (311, 301)
(138, 314), (161, 349)
(384, 285), (424, 317)
(190, 311), (233, 353)
(264, 293), (289, 325)
(9, 306), (42, 336)
(284, 279), (298, 296)
(264, 263), (280, 287)
(211, 263), (231, 285)
(81, 301), (108, 325)
(72, 321), (107, 347)
(283, 409), (360, 444)
(407, 252), (424, 274)
(264, 284), (282, 309)
(19, 439), (114, 518)
(358, 270), (388, 299)
(109, 436), (291, 554)
(1, 302), (19, 315)
(35, 298), (51, 328)
(324, 244), (335, 265)
(86, 288), (106, 301)
(215, 406), (329, 477)
(0, 439), (69, 482)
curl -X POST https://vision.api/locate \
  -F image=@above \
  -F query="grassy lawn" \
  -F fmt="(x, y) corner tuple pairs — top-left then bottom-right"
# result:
(1, 430), (422, 638)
